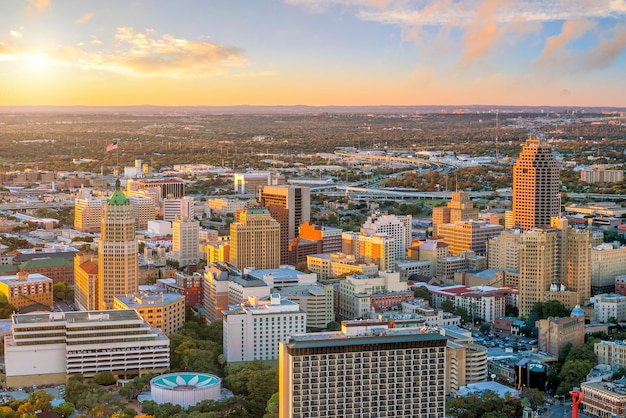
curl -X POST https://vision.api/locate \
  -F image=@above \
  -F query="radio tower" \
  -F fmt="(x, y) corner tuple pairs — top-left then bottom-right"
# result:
(495, 110), (499, 162)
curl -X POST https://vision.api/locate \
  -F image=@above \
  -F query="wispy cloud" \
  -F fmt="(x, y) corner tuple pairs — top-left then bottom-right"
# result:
(288, 0), (626, 73)
(76, 12), (95, 25)
(0, 27), (247, 79)
(24, 0), (50, 14)
(10, 31), (23, 39)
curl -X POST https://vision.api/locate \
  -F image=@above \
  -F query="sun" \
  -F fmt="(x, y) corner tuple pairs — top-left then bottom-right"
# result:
(24, 54), (50, 73)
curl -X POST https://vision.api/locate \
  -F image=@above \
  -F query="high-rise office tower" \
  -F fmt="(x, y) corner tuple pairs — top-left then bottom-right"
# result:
(230, 208), (280, 270)
(98, 180), (138, 310)
(170, 216), (200, 267)
(512, 138), (560, 229)
(260, 185), (311, 264)
(518, 228), (560, 317)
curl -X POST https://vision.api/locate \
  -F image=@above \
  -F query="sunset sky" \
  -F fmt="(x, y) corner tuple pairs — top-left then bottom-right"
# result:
(1, 0), (626, 107)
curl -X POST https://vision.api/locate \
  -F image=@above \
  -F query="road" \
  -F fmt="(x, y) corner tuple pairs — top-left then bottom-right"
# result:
(544, 401), (591, 418)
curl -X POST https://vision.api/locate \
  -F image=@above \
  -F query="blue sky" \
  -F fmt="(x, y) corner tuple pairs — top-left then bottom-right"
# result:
(1, 0), (625, 106)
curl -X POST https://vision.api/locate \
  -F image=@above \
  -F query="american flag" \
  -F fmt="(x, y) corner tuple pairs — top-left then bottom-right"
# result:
(106, 140), (119, 153)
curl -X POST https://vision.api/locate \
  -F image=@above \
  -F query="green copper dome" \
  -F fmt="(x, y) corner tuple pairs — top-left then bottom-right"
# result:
(108, 179), (129, 205)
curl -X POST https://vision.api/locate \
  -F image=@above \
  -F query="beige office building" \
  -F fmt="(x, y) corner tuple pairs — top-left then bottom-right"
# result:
(512, 138), (560, 229)
(518, 228), (560, 317)
(230, 208), (280, 270)
(169, 217), (200, 267)
(98, 181), (138, 310)
(591, 243), (626, 295)
(435, 220), (503, 256)
(74, 197), (106, 232)
(279, 321), (447, 418)
(487, 229), (522, 270)
(432, 191), (480, 232)
(342, 231), (396, 271)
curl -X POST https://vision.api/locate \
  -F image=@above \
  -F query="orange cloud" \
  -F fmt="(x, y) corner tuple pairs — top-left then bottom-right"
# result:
(76, 12), (95, 25)
(24, 0), (50, 14)
(537, 20), (596, 64)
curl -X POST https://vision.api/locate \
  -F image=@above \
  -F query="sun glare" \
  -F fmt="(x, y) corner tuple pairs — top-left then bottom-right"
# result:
(24, 54), (50, 73)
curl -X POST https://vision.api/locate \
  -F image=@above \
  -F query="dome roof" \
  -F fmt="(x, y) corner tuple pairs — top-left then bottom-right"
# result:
(571, 305), (584, 317)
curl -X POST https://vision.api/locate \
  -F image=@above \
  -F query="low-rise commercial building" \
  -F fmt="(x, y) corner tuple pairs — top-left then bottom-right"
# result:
(4, 310), (169, 387)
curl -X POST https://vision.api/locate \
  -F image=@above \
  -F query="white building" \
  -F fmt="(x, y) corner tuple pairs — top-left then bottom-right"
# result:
(148, 220), (173, 236)
(244, 265), (317, 290)
(400, 299), (462, 327)
(429, 285), (508, 323)
(360, 212), (412, 261)
(222, 294), (306, 362)
(594, 293), (626, 323)
(4, 310), (169, 388)
(163, 196), (195, 223)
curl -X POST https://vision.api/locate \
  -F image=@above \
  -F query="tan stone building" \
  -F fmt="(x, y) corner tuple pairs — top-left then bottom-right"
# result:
(432, 191), (480, 232)
(536, 315), (584, 357)
(98, 181), (138, 310)
(230, 208), (280, 270)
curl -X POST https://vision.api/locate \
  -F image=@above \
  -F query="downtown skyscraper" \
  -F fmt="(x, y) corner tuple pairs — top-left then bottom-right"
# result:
(512, 138), (560, 229)
(98, 180), (138, 310)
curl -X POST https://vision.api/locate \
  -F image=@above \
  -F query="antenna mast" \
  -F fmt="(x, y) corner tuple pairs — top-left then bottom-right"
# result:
(495, 110), (499, 162)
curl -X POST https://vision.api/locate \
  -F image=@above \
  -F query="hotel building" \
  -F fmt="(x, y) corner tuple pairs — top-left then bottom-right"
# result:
(279, 321), (447, 418)
(223, 294), (306, 362)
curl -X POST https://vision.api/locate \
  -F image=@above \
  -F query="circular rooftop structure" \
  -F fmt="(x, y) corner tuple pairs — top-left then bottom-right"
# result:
(150, 372), (221, 408)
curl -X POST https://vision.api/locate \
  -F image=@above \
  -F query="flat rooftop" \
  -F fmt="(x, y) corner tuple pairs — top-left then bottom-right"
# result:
(13, 309), (141, 325)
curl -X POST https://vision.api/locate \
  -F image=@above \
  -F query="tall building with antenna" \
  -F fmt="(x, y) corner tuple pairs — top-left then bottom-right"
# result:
(512, 138), (560, 230)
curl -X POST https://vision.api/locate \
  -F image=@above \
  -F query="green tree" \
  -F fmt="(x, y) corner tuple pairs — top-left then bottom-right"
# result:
(413, 286), (432, 304)
(263, 393), (279, 418)
(93, 370), (116, 386)
(53, 402), (76, 418)
(326, 321), (341, 331)
(224, 361), (278, 417)
(441, 299), (455, 313)
(557, 359), (594, 396)
(480, 323), (492, 335)
(522, 388), (545, 410)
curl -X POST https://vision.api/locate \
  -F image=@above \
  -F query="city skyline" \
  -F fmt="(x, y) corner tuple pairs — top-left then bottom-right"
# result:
(1, 0), (626, 107)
